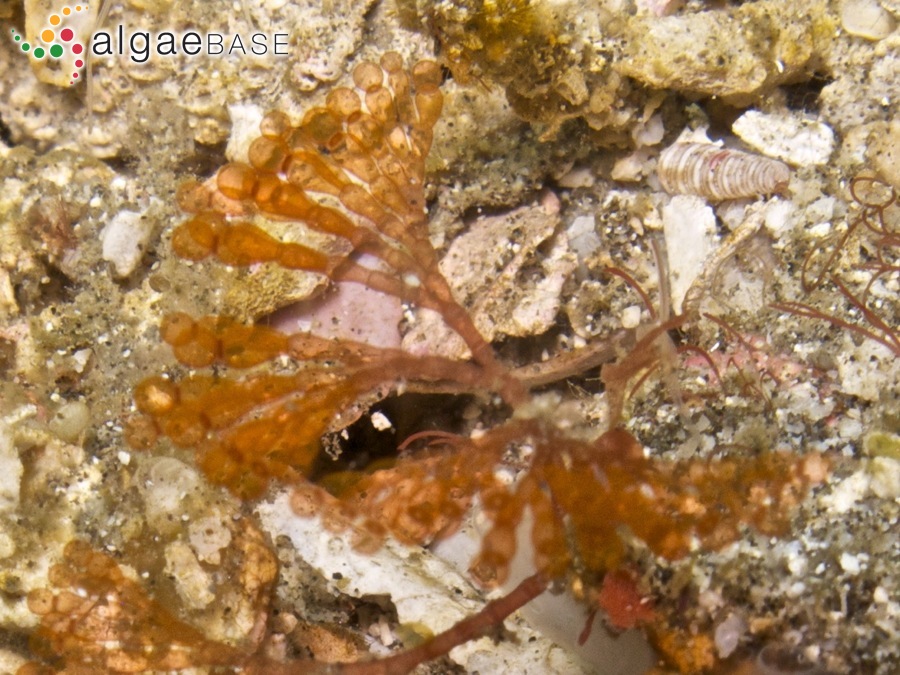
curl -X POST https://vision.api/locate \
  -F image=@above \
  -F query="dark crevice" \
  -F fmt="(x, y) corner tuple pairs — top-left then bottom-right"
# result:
(782, 74), (832, 113)
(0, 114), (14, 147)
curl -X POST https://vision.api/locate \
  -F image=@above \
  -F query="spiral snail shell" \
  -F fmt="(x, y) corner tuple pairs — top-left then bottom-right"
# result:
(657, 143), (791, 201)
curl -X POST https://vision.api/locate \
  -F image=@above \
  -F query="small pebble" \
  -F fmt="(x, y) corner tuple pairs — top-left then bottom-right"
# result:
(621, 305), (642, 329)
(101, 210), (152, 278)
(839, 551), (861, 575)
(841, 0), (897, 40)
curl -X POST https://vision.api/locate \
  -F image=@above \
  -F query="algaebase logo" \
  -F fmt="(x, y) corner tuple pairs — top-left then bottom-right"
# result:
(10, 4), (89, 85)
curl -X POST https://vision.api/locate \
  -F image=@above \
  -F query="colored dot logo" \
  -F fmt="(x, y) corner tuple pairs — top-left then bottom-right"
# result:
(10, 5), (89, 85)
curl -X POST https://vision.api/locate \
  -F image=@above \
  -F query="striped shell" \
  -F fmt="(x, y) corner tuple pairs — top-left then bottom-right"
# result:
(657, 143), (791, 201)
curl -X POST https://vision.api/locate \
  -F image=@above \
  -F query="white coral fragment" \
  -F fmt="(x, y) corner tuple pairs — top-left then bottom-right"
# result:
(0, 423), (23, 513)
(226, 103), (266, 163)
(868, 119), (900, 189)
(835, 337), (900, 402)
(101, 210), (153, 278)
(189, 515), (233, 565)
(661, 195), (717, 313)
(403, 200), (575, 359)
(256, 492), (584, 673)
(165, 540), (216, 609)
(732, 110), (835, 166)
(136, 457), (202, 533)
(566, 215), (602, 263)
